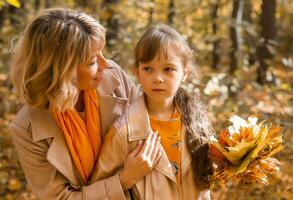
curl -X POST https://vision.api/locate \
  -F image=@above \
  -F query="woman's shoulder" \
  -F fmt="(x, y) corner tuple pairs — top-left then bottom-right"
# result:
(104, 59), (124, 77)
(10, 105), (32, 132)
(111, 95), (148, 137)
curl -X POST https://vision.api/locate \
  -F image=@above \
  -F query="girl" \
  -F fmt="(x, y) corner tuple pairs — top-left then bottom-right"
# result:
(92, 24), (214, 199)
(9, 8), (161, 200)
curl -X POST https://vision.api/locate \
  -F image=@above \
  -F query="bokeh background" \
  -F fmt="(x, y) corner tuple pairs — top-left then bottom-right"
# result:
(0, 0), (292, 199)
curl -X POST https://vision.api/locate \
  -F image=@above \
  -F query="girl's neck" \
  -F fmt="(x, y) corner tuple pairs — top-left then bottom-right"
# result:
(146, 96), (175, 121)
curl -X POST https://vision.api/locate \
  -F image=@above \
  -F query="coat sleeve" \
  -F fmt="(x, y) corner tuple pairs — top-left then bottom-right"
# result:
(91, 125), (126, 182)
(9, 122), (126, 200)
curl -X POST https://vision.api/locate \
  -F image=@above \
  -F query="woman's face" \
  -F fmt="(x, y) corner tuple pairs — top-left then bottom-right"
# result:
(76, 38), (108, 90)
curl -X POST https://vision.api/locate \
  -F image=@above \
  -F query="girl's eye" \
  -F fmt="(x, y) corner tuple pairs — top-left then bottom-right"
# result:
(143, 66), (152, 72)
(164, 67), (176, 72)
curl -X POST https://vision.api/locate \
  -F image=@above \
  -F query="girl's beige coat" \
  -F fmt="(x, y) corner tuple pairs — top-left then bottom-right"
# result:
(9, 61), (139, 200)
(91, 95), (210, 200)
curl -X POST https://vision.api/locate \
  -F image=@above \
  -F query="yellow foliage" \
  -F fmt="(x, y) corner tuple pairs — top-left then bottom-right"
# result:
(211, 115), (284, 186)
(6, 0), (21, 8)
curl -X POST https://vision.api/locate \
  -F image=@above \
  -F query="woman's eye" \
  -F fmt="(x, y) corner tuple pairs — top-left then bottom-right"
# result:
(89, 58), (98, 67)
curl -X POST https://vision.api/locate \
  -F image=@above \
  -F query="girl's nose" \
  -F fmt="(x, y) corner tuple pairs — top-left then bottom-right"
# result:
(153, 74), (164, 83)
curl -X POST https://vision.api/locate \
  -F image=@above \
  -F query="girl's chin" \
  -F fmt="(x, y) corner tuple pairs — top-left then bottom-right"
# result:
(146, 95), (173, 103)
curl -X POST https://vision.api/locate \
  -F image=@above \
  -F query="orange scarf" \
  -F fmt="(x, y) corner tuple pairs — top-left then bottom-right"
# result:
(52, 89), (101, 183)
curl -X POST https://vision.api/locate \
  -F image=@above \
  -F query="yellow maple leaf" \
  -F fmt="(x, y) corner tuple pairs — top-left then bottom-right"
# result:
(6, 0), (21, 8)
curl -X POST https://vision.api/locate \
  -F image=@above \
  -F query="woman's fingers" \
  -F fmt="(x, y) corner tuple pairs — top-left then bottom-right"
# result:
(150, 136), (161, 164)
(145, 130), (158, 157)
(153, 145), (162, 165)
(139, 130), (157, 157)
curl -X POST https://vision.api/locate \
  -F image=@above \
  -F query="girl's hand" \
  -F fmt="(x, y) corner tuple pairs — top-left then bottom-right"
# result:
(119, 130), (161, 190)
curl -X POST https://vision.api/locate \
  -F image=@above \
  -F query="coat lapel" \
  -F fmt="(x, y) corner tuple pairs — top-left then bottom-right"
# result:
(30, 107), (83, 186)
(127, 96), (177, 183)
(181, 126), (192, 178)
(29, 68), (128, 186)
(97, 69), (128, 136)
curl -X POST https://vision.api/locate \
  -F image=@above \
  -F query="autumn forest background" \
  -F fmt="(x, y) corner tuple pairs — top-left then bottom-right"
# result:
(0, 0), (292, 199)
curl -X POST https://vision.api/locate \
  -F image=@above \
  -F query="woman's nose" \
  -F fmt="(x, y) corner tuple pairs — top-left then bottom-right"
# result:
(98, 53), (108, 71)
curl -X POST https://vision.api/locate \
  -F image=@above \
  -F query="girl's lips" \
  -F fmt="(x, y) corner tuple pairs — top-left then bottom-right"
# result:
(152, 89), (166, 92)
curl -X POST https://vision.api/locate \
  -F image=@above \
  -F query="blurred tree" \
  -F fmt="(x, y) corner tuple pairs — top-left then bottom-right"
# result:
(168, 0), (175, 24)
(45, 0), (52, 8)
(242, 0), (256, 65)
(101, 0), (119, 48)
(256, 0), (277, 84)
(0, 4), (7, 30)
(34, 0), (40, 10)
(229, 0), (244, 73)
(149, 0), (154, 25)
(211, 0), (220, 69)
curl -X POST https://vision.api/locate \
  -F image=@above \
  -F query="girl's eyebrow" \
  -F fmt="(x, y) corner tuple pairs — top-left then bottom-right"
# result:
(162, 62), (177, 66)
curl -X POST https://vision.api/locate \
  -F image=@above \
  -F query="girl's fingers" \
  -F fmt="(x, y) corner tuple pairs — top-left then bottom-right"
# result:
(128, 140), (143, 158)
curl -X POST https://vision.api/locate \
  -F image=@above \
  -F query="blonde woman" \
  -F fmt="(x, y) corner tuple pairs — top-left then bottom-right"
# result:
(9, 8), (161, 200)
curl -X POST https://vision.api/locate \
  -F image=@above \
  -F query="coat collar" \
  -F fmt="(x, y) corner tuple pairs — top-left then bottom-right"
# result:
(126, 95), (191, 184)
(97, 67), (120, 96)
(29, 68), (127, 186)
(30, 107), (84, 185)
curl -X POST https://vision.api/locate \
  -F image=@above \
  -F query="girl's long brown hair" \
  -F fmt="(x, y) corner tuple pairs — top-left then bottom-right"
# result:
(135, 24), (214, 190)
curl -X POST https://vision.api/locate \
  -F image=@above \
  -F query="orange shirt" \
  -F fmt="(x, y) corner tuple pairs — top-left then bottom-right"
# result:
(150, 112), (182, 183)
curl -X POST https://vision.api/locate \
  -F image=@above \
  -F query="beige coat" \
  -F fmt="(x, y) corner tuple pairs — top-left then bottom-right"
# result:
(92, 95), (211, 200)
(9, 61), (140, 200)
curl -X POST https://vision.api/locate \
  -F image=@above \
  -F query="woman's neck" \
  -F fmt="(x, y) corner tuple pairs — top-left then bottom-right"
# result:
(146, 97), (175, 120)
(75, 91), (85, 112)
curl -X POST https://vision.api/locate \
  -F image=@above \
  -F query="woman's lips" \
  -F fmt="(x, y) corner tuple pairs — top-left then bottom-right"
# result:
(94, 74), (103, 81)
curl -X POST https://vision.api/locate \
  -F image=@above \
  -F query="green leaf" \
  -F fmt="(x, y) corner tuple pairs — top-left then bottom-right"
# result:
(6, 0), (21, 8)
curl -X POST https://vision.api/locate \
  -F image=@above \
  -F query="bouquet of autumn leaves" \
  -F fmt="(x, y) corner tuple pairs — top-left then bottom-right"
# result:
(210, 115), (284, 186)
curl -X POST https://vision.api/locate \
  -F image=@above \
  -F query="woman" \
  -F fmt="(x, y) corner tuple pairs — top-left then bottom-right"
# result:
(9, 8), (161, 200)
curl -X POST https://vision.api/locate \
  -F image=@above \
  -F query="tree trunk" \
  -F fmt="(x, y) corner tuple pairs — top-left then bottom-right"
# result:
(34, 0), (41, 10)
(102, 0), (120, 48)
(168, 0), (175, 24)
(229, 0), (244, 73)
(243, 0), (256, 65)
(149, 0), (154, 25)
(211, 1), (220, 69)
(256, 0), (276, 84)
(0, 5), (7, 31)
(45, 0), (52, 8)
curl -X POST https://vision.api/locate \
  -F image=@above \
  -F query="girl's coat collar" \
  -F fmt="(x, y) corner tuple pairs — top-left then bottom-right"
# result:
(126, 95), (192, 184)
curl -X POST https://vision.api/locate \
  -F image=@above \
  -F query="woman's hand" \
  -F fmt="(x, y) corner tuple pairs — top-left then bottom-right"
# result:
(119, 131), (162, 190)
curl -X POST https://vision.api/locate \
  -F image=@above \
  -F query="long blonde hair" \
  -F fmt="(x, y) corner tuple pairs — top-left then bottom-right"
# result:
(10, 8), (106, 111)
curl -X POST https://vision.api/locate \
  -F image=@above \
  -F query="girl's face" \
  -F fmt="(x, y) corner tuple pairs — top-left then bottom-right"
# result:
(136, 47), (187, 104)
(77, 38), (108, 90)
